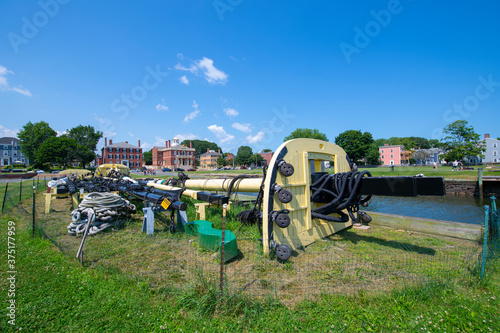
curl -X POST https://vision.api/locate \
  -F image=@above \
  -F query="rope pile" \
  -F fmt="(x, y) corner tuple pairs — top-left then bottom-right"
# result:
(68, 192), (136, 236)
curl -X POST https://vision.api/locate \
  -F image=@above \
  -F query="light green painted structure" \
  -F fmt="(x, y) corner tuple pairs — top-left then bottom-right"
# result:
(185, 220), (238, 262)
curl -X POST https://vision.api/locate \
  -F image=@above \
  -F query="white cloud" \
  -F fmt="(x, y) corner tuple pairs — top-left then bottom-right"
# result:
(175, 133), (198, 142)
(246, 131), (266, 144)
(179, 75), (189, 85)
(56, 130), (67, 137)
(174, 57), (228, 85)
(184, 100), (201, 122)
(0, 125), (19, 137)
(94, 116), (116, 138)
(207, 124), (235, 144)
(128, 132), (135, 137)
(177, 53), (184, 60)
(232, 122), (252, 133)
(154, 136), (167, 146)
(0, 65), (32, 97)
(156, 98), (169, 111)
(224, 108), (239, 117)
(141, 142), (152, 151)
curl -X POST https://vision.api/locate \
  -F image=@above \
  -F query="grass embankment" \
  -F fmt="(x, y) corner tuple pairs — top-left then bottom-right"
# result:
(0, 190), (499, 332)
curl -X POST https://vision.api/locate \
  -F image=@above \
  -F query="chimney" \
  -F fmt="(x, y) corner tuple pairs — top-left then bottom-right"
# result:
(207, 148), (210, 153)
(168, 140), (171, 148)
(384, 144), (389, 146)
(165, 140), (168, 148)
(138, 139), (141, 147)
(218, 149), (221, 153)
(105, 137), (108, 146)
(190, 142), (192, 149)
(485, 133), (490, 139)
(125, 141), (128, 144)
(109, 139), (113, 145)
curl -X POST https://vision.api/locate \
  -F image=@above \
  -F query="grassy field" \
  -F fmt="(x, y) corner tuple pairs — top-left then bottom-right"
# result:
(0, 190), (499, 332)
(131, 165), (497, 181)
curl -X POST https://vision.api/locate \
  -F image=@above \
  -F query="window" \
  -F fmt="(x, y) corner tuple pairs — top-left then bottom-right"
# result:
(391, 155), (393, 158)
(494, 151), (498, 156)
(122, 154), (126, 159)
(3, 151), (8, 156)
(136, 155), (139, 159)
(129, 154), (133, 159)
(381, 155), (384, 159)
(108, 154), (112, 159)
(494, 143), (497, 148)
(390, 149), (393, 153)
(13, 152), (17, 156)
(381, 149), (384, 153)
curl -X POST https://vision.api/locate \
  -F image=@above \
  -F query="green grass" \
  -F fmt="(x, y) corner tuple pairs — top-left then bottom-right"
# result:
(357, 165), (496, 180)
(0, 190), (499, 332)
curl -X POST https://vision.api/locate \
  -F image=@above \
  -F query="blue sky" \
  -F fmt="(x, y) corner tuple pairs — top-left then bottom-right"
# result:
(1, 1), (499, 153)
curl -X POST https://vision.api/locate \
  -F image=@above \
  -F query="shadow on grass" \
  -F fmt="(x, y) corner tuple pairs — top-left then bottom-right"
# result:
(337, 229), (436, 255)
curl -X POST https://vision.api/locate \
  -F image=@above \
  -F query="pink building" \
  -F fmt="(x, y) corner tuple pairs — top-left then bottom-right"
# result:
(379, 144), (403, 166)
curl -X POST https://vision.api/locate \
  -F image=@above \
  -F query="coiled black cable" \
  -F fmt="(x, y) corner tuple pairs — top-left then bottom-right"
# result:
(310, 171), (371, 222)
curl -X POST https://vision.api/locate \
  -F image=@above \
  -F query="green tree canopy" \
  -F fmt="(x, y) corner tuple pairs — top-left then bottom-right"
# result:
(17, 121), (57, 164)
(36, 137), (79, 168)
(253, 153), (264, 166)
(236, 146), (253, 165)
(261, 148), (273, 153)
(66, 125), (103, 152)
(181, 139), (221, 158)
(143, 149), (152, 165)
(440, 120), (485, 162)
(284, 128), (328, 142)
(366, 145), (382, 165)
(216, 155), (227, 167)
(334, 130), (374, 164)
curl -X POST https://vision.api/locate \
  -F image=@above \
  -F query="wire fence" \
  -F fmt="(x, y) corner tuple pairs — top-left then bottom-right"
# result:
(2, 185), (497, 304)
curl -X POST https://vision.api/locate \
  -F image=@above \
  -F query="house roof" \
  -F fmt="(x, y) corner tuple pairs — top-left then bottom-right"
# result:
(201, 150), (222, 157)
(106, 141), (141, 149)
(0, 137), (19, 144)
(156, 144), (195, 152)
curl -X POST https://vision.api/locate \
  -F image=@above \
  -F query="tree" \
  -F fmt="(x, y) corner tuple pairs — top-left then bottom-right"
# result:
(36, 137), (79, 168)
(143, 149), (152, 165)
(440, 120), (485, 163)
(216, 156), (227, 167)
(261, 148), (273, 153)
(252, 153), (264, 166)
(181, 139), (221, 158)
(66, 125), (103, 152)
(236, 146), (253, 165)
(17, 121), (57, 165)
(284, 128), (328, 142)
(334, 130), (374, 164)
(366, 145), (382, 165)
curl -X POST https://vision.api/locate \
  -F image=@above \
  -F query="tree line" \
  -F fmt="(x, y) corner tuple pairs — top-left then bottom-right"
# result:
(17, 121), (102, 169)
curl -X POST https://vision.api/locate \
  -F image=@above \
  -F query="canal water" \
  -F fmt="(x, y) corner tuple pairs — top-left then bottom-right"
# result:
(234, 193), (493, 225)
(367, 195), (492, 225)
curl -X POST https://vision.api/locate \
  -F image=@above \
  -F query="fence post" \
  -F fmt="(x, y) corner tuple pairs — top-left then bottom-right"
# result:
(478, 168), (483, 201)
(32, 186), (36, 236)
(220, 203), (227, 293)
(1, 182), (8, 213)
(19, 179), (22, 202)
(481, 205), (490, 279)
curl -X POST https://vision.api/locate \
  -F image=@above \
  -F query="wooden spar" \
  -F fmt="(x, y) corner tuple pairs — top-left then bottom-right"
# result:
(147, 181), (200, 199)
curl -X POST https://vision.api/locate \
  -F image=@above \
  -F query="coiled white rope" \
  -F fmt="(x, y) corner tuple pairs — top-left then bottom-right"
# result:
(68, 192), (136, 236)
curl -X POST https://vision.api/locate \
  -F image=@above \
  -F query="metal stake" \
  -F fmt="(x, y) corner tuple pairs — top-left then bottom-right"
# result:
(19, 179), (22, 202)
(481, 205), (490, 279)
(1, 182), (8, 213)
(220, 203), (227, 293)
(32, 186), (36, 236)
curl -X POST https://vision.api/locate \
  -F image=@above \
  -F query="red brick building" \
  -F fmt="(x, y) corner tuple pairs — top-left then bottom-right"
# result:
(259, 151), (274, 166)
(99, 138), (143, 168)
(152, 138), (196, 169)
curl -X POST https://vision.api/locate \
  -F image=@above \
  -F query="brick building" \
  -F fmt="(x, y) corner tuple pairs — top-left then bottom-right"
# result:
(259, 151), (274, 166)
(152, 138), (196, 169)
(99, 138), (143, 168)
